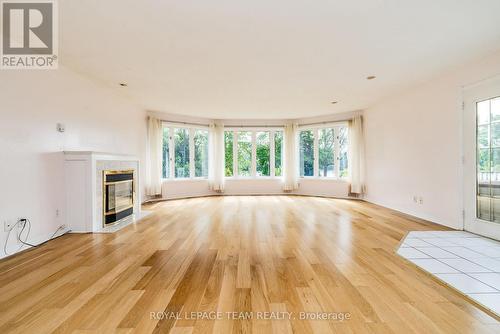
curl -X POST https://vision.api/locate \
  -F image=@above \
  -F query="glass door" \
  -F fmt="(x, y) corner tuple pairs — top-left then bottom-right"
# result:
(463, 78), (500, 240)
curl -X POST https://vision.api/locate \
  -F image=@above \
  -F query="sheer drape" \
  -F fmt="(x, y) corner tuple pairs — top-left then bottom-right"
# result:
(146, 116), (163, 196)
(283, 123), (299, 191)
(348, 115), (366, 195)
(209, 123), (225, 192)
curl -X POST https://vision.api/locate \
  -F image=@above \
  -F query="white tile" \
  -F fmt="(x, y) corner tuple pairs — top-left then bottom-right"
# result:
(441, 247), (487, 260)
(440, 258), (491, 273)
(420, 238), (460, 247)
(397, 247), (430, 259)
(468, 258), (500, 272)
(435, 274), (497, 293)
(410, 259), (459, 274)
(454, 238), (500, 248)
(403, 238), (433, 247)
(467, 293), (500, 315)
(406, 231), (437, 238)
(469, 273), (500, 290)
(436, 231), (480, 238)
(471, 246), (500, 258)
(415, 247), (459, 259)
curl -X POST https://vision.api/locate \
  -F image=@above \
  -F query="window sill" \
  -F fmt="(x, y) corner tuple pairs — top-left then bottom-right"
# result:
(162, 178), (208, 182)
(299, 177), (349, 182)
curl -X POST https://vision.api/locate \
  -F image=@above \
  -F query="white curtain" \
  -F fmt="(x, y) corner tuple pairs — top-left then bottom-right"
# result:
(209, 123), (225, 192)
(146, 116), (163, 196)
(283, 123), (299, 191)
(348, 115), (366, 195)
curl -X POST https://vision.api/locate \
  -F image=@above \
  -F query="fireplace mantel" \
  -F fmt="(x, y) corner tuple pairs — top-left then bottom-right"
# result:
(64, 151), (142, 232)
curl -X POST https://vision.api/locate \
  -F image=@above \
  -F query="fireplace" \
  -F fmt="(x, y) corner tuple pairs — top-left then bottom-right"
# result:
(103, 170), (135, 226)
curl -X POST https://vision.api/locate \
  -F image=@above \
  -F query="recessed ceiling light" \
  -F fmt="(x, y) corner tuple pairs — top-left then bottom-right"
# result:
(119, 83), (128, 87)
(366, 76), (376, 80)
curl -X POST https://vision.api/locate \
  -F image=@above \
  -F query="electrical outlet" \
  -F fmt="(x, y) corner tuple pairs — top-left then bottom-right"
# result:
(419, 197), (423, 205)
(55, 209), (60, 218)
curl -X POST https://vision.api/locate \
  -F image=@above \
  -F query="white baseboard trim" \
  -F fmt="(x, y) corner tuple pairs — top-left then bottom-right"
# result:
(1, 227), (71, 260)
(363, 196), (461, 230)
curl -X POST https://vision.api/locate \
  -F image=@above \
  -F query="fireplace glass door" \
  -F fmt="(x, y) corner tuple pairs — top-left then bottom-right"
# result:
(103, 170), (135, 226)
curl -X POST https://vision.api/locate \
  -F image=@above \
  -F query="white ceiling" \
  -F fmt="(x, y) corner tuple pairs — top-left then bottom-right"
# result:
(60, 0), (500, 119)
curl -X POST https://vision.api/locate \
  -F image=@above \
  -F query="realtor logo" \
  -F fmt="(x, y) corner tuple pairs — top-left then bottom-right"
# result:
(1, 0), (58, 69)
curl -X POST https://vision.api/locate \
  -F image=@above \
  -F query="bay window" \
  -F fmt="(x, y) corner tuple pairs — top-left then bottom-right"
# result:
(299, 124), (349, 178)
(224, 128), (283, 178)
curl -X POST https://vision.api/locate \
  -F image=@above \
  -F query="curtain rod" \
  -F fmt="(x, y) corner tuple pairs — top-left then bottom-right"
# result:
(159, 119), (349, 128)
(298, 120), (350, 127)
(161, 120), (210, 127)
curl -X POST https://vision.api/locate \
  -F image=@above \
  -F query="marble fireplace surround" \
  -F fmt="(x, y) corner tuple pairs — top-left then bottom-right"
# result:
(64, 151), (144, 233)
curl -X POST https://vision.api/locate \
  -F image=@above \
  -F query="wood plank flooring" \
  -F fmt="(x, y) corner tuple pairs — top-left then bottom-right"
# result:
(0, 196), (499, 333)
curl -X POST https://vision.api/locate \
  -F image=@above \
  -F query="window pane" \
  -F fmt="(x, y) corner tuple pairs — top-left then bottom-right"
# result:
(274, 131), (283, 177)
(299, 130), (314, 177)
(492, 97), (500, 122)
(174, 128), (190, 178)
(256, 132), (270, 176)
(238, 131), (252, 177)
(477, 125), (490, 148)
(339, 127), (349, 178)
(162, 127), (170, 178)
(477, 100), (490, 125)
(492, 123), (500, 148)
(194, 130), (208, 178)
(318, 128), (335, 177)
(225, 131), (233, 177)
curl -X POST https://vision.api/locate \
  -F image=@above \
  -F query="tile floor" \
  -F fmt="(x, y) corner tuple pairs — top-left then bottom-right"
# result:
(397, 231), (500, 316)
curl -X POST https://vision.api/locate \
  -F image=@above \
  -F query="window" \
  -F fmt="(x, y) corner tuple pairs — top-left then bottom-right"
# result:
(476, 97), (500, 222)
(194, 130), (208, 178)
(256, 131), (270, 176)
(224, 128), (283, 178)
(318, 128), (335, 177)
(162, 127), (170, 178)
(162, 124), (210, 179)
(174, 128), (190, 178)
(224, 131), (234, 177)
(237, 131), (252, 177)
(274, 131), (283, 177)
(299, 124), (349, 178)
(300, 130), (314, 177)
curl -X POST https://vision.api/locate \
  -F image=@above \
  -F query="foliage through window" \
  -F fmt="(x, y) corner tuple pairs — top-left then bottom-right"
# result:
(274, 131), (283, 177)
(299, 125), (349, 178)
(174, 128), (190, 178)
(224, 131), (234, 177)
(256, 132), (270, 176)
(300, 130), (314, 177)
(194, 130), (208, 178)
(224, 129), (283, 178)
(162, 124), (209, 179)
(237, 131), (252, 177)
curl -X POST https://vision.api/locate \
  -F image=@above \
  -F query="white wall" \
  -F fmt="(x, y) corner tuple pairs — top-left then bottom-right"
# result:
(364, 50), (500, 229)
(161, 178), (350, 200)
(0, 66), (147, 258)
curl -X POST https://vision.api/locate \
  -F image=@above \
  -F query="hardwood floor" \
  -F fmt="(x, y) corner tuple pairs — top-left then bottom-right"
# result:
(0, 196), (499, 333)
